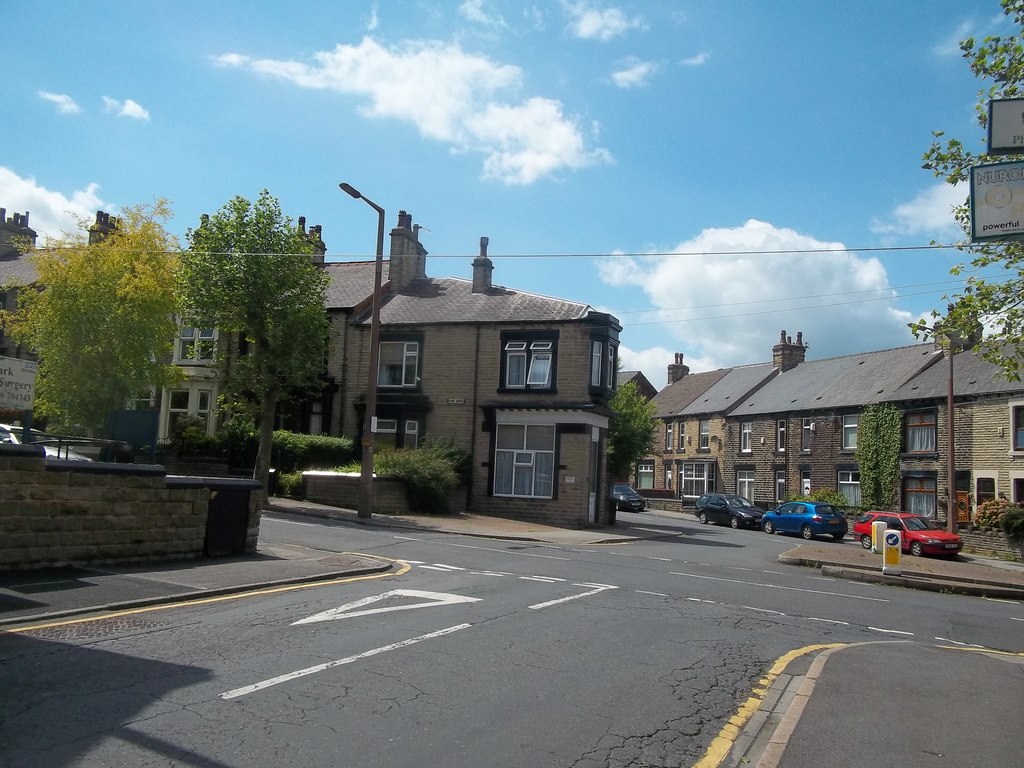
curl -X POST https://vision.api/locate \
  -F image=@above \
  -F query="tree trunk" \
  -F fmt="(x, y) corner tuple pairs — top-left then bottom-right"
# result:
(253, 391), (277, 508)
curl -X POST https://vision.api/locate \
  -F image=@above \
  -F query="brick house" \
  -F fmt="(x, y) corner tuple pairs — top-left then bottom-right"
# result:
(0, 209), (38, 361)
(302, 212), (622, 526)
(617, 369), (657, 401)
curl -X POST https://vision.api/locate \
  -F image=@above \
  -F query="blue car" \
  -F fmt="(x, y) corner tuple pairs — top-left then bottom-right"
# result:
(762, 501), (848, 541)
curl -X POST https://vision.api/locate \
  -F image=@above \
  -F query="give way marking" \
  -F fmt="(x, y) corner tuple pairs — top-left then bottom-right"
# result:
(292, 589), (481, 625)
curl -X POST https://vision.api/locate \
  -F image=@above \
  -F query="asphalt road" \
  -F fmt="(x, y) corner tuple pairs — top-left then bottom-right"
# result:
(1, 510), (1021, 767)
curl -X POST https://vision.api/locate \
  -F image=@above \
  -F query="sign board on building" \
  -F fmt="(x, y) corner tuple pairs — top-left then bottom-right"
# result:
(970, 160), (1024, 242)
(988, 98), (1024, 155)
(0, 356), (37, 410)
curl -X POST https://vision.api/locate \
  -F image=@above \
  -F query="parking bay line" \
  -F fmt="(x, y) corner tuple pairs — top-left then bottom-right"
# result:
(668, 571), (889, 602)
(220, 623), (472, 700)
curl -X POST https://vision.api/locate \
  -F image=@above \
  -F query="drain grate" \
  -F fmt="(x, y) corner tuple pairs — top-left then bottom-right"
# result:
(20, 616), (167, 642)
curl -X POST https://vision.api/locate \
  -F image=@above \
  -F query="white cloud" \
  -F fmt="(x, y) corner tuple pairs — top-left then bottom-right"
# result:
(680, 51), (710, 66)
(933, 20), (974, 57)
(37, 91), (81, 114)
(601, 219), (915, 371)
(871, 182), (967, 238)
(564, 1), (644, 41)
(0, 167), (109, 242)
(102, 96), (151, 121)
(215, 37), (610, 184)
(460, 0), (507, 28)
(367, 1), (379, 31)
(611, 57), (660, 88)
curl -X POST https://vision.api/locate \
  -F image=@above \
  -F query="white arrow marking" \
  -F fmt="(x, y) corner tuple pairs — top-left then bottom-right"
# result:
(292, 589), (480, 625)
(221, 623), (472, 700)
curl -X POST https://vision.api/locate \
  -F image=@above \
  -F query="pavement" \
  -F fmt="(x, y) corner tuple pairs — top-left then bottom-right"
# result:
(2, 500), (1022, 768)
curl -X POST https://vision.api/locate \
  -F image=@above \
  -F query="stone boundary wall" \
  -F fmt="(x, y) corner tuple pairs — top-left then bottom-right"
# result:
(0, 444), (261, 571)
(960, 529), (1024, 562)
(301, 471), (468, 515)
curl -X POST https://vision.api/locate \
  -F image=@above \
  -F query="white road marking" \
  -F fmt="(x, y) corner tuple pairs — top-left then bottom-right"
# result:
(418, 564), (466, 571)
(982, 597), (1021, 605)
(807, 617), (850, 625)
(292, 589), (480, 625)
(519, 576), (566, 583)
(763, 570), (786, 575)
(646, 556), (672, 561)
(743, 606), (786, 616)
(220, 623), (472, 700)
(729, 567), (754, 572)
(867, 626), (914, 636)
(669, 570), (889, 602)
(935, 637), (985, 647)
(636, 590), (668, 597)
(529, 584), (617, 610)
(470, 571), (512, 577)
(1011, 617), (1024, 622)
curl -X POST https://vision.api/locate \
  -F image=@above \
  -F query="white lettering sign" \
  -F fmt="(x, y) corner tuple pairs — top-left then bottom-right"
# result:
(970, 161), (1024, 242)
(0, 356), (37, 410)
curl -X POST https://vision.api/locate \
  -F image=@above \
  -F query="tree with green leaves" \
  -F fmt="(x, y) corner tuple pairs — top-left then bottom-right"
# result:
(178, 190), (329, 493)
(5, 200), (181, 432)
(607, 380), (657, 481)
(914, 0), (1024, 380)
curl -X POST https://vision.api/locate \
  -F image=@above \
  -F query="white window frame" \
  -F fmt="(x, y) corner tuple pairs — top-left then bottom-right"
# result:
(665, 422), (673, 451)
(403, 419), (420, 450)
(177, 326), (216, 363)
(801, 417), (812, 451)
(904, 410), (937, 453)
(699, 420), (710, 449)
(740, 421), (753, 453)
(838, 470), (861, 506)
(505, 340), (553, 389)
(164, 386), (214, 438)
(776, 419), (786, 452)
(606, 343), (616, 388)
(664, 464), (673, 490)
(1012, 401), (1024, 453)
(775, 470), (786, 503)
(379, 341), (419, 388)
(737, 470), (755, 500)
(493, 424), (555, 498)
(841, 414), (859, 450)
(636, 461), (654, 490)
(590, 341), (602, 387)
(681, 462), (715, 497)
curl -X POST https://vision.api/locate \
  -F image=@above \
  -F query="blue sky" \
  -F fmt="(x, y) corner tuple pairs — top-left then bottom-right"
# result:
(3, 1), (1005, 389)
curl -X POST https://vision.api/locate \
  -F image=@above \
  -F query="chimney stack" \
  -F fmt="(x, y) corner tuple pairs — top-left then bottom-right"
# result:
(772, 329), (807, 372)
(88, 210), (118, 244)
(472, 236), (494, 293)
(388, 210), (428, 291)
(667, 352), (690, 384)
(0, 207), (38, 259)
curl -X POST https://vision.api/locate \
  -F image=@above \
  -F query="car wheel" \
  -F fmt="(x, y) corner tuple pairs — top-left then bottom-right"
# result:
(832, 532), (845, 541)
(910, 541), (924, 557)
(730, 517), (740, 529)
(801, 525), (814, 540)
(860, 534), (872, 550)
(763, 520), (775, 535)
(698, 512), (708, 524)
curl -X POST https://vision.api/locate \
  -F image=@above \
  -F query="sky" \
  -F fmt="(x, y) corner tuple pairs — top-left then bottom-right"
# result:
(3, 1), (1008, 390)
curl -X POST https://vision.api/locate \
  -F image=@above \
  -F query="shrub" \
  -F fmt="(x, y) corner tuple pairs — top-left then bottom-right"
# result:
(789, 488), (850, 508)
(1000, 507), (1024, 541)
(218, 416), (259, 468)
(276, 470), (304, 498)
(272, 431), (355, 473)
(975, 498), (1013, 529)
(375, 446), (461, 514)
(172, 415), (223, 457)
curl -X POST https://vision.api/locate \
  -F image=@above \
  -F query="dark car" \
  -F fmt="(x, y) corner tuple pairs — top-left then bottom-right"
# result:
(694, 493), (764, 529)
(852, 511), (962, 557)
(612, 484), (646, 512)
(762, 501), (848, 540)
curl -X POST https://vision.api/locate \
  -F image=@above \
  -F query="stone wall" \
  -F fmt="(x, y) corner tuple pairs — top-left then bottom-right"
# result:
(959, 529), (1024, 562)
(0, 444), (261, 570)
(301, 471), (468, 516)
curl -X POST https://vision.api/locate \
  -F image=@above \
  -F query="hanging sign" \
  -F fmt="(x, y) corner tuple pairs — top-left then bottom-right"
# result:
(0, 356), (36, 410)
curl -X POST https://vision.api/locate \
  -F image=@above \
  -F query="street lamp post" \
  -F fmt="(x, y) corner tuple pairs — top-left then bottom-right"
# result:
(339, 182), (385, 519)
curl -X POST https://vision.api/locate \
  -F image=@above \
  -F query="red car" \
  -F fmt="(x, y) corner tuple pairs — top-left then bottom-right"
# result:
(852, 512), (962, 557)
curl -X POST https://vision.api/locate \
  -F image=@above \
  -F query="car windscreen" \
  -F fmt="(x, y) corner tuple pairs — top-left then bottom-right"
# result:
(727, 496), (755, 508)
(903, 516), (940, 531)
(614, 485), (635, 495)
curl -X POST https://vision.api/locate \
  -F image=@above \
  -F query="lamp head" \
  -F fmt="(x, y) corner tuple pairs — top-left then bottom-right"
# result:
(339, 182), (361, 199)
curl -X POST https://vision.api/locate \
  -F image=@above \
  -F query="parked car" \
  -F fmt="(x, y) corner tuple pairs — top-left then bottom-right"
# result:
(0, 424), (92, 461)
(762, 501), (848, 540)
(612, 484), (646, 512)
(852, 512), (962, 557)
(694, 493), (764, 529)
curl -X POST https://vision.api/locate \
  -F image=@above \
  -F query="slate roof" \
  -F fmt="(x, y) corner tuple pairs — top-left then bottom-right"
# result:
(650, 368), (731, 418)
(617, 370), (657, 399)
(679, 363), (777, 416)
(324, 260), (391, 310)
(889, 347), (1024, 401)
(0, 252), (38, 286)
(356, 276), (593, 325)
(733, 343), (941, 417)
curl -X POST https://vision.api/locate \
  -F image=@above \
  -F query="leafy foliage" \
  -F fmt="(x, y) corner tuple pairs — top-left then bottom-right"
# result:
(975, 497), (1015, 528)
(375, 445), (463, 514)
(1001, 506), (1024, 540)
(855, 403), (903, 510)
(178, 190), (330, 489)
(607, 381), (657, 481)
(5, 200), (181, 432)
(271, 430), (355, 473)
(275, 470), (305, 497)
(912, 0), (1024, 380)
(788, 487), (850, 508)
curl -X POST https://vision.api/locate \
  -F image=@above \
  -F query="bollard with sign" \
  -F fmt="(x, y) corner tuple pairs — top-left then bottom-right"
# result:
(871, 520), (887, 554)
(881, 529), (902, 576)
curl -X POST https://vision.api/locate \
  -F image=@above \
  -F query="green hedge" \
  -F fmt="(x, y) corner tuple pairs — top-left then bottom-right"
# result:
(272, 431), (356, 473)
